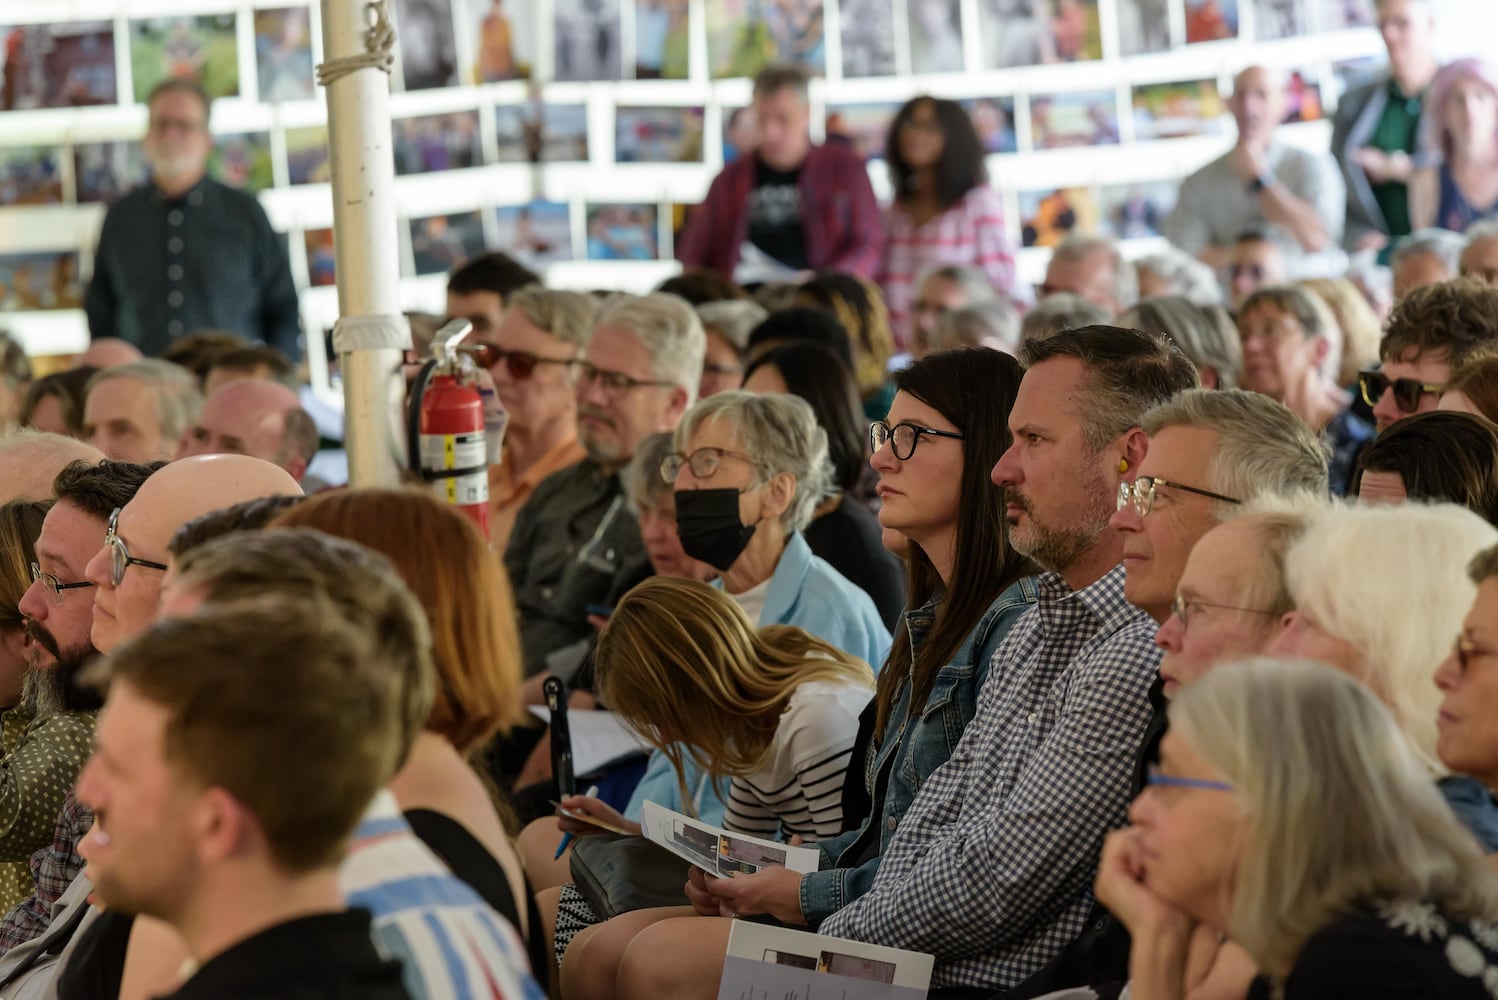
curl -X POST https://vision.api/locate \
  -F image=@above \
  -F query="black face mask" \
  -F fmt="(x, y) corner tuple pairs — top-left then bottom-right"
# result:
(674, 488), (757, 572)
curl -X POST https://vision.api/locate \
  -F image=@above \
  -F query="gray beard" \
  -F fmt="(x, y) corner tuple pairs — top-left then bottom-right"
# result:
(21, 648), (101, 718)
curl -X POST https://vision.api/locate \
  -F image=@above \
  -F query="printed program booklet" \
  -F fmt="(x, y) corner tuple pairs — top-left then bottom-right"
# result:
(717, 920), (934, 1000)
(640, 801), (822, 879)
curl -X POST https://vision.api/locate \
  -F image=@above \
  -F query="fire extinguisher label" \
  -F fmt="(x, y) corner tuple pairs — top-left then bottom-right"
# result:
(419, 432), (487, 472)
(442, 470), (489, 505)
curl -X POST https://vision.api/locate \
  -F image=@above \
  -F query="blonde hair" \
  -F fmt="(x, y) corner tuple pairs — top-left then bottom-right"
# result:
(1283, 501), (1498, 774)
(594, 577), (873, 806)
(1173, 657), (1498, 977)
(1297, 278), (1382, 387)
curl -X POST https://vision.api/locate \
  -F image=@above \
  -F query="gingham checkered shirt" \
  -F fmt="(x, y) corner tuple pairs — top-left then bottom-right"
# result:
(818, 565), (1160, 989)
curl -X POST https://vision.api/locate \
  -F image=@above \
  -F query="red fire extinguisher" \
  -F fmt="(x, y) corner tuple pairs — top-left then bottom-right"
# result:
(408, 319), (490, 538)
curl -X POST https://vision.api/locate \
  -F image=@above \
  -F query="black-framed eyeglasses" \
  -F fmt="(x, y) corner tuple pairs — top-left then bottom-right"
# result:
(660, 446), (761, 484)
(1144, 764), (1232, 794)
(869, 420), (964, 461)
(29, 563), (94, 605)
(1358, 369), (1445, 414)
(463, 344), (578, 381)
(105, 508), (168, 588)
(1169, 595), (1280, 631)
(1117, 477), (1241, 518)
(576, 362), (674, 395)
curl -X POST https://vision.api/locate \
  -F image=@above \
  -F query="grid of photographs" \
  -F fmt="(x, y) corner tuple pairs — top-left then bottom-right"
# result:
(0, 251), (82, 312)
(0, 22), (116, 110)
(615, 106), (705, 163)
(129, 15), (240, 102)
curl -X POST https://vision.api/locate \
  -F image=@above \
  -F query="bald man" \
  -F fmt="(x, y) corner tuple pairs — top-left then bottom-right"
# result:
(1165, 66), (1347, 280)
(0, 432), (103, 504)
(176, 379), (317, 481)
(74, 339), (142, 370)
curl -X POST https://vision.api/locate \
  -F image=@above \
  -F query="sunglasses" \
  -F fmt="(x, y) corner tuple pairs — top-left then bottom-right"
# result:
(1357, 369), (1445, 414)
(462, 344), (578, 381)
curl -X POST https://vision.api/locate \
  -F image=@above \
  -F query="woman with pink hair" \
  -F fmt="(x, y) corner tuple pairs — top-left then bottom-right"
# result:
(1410, 59), (1498, 232)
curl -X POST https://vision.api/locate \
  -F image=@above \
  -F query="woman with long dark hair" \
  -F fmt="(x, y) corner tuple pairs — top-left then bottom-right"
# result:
(880, 96), (1016, 351)
(561, 349), (1039, 1000)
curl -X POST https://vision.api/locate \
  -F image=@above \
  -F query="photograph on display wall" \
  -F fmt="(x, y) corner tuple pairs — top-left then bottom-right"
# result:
(586, 203), (660, 260)
(396, 0), (459, 89)
(254, 7), (316, 102)
(1020, 187), (1099, 247)
(636, 0), (691, 79)
(305, 228), (337, 286)
(1253, 0), (1306, 39)
(0, 251), (82, 311)
(723, 106), (758, 163)
(962, 97), (1018, 154)
(207, 132), (274, 193)
(1098, 180), (1179, 240)
(1283, 69), (1324, 122)
(495, 102), (589, 162)
(616, 106), (705, 162)
(1030, 90), (1120, 149)
(825, 103), (902, 163)
(409, 211), (488, 275)
(286, 126), (332, 185)
(0, 147), (63, 205)
(130, 15), (240, 102)
(1132, 79), (1228, 140)
(394, 110), (484, 175)
(906, 0), (965, 74)
(839, 0), (897, 78)
(705, 0), (825, 80)
(464, 0), (534, 81)
(0, 21), (117, 110)
(1117, 0), (1171, 55)
(1185, 0), (1240, 42)
(555, 0), (622, 82)
(495, 201), (573, 266)
(979, 0), (1101, 69)
(1318, 0), (1372, 29)
(73, 141), (149, 203)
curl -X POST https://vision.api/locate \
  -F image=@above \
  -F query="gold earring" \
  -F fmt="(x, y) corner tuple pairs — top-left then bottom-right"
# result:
(1118, 459), (1129, 473)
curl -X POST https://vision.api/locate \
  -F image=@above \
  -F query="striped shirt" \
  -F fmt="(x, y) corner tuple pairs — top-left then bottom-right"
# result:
(342, 791), (544, 1000)
(879, 185), (1017, 349)
(723, 681), (872, 842)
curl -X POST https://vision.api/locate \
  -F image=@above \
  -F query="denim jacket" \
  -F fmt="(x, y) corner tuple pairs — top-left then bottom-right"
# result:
(798, 576), (1040, 925)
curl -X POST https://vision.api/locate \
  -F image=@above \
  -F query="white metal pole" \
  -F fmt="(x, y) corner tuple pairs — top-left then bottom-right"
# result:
(319, 0), (407, 488)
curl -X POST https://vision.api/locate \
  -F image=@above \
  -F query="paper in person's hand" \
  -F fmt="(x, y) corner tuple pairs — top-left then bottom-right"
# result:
(640, 801), (821, 879)
(548, 801), (636, 837)
(717, 920), (933, 1000)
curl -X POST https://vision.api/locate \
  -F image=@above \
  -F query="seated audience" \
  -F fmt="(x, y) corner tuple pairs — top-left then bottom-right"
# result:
(444, 250), (541, 342)
(1097, 657), (1498, 999)
(677, 65), (881, 284)
(1224, 231), (1288, 308)
(1442, 347), (1498, 422)
(0, 500), (49, 908)
(742, 343), (906, 627)
(478, 287), (596, 549)
(1391, 228), (1465, 300)
(571, 347), (1043, 1000)
(21, 369), (97, 441)
(1356, 411), (1498, 523)
(928, 299), (1020, 356)
(0, 336), (29, 432)
(77, 602), (412, 998)
(160, 331), (246, 387)
(82, 362), (201, 464)
(202, 344), (297, 396)
(744, 307), (855, 372)
(655, 269), (749, 306)
(73, 340), (141, 371)
(1134, 248), (1221, 304)
(1461, 219), (1498, 283)
(175, 379), (317, 482)
(696, 300), (766, 399)
(1024, 295), (1113, 347)
(1236, 286), (1348, 431)
(1039, 235), (1136, 315)
(879, 97), (1015, 350)
(1120, 297), (1242, 389)
(0, 432), (101, 504)
(796, 273), (897, 418)
(506, 293), (703, 678)
(1167, 67), (1346, 278)
(1298, 276), (1383, 388)
(1271, 502), (1498, 846)
(1410, 59), (1498, 232)
(906, 265), (1003, 360)
(1434, 542), (1498, 849)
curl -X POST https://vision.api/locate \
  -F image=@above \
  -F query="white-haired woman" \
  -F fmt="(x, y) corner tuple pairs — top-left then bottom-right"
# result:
(1097, 658), (1498, 998)
(1269, 501), (1498, 848)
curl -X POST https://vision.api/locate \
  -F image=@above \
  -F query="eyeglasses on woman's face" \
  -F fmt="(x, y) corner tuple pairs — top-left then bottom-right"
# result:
(659, 446), (761, 484)
(869, 420), (964, 461)
(105, 508), (168, 589)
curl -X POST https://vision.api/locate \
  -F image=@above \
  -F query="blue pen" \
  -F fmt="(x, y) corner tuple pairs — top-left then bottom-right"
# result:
(555, 784), (601, 859)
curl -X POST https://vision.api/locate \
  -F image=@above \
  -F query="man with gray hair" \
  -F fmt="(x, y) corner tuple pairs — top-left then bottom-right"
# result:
(1038, 235), (1137, 315)
(1460, 219), (1498, 287)
(505, 292), (705, 678)
(1392, 228), (1464, 300)
(1020, 291), (1111, 343)
(81, 360), (201, 463)
(0, 433), (102, 504)
(909, 264), (999, 358)
(483, 286), (598, 548)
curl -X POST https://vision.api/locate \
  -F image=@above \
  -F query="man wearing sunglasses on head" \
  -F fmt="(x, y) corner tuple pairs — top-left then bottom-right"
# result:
(469, 287), (598, 550)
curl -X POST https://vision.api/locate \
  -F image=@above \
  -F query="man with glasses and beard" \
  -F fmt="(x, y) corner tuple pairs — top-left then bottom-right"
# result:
(2, 461), (157, 885)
